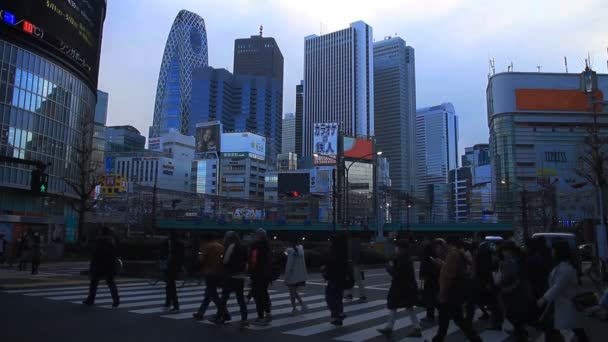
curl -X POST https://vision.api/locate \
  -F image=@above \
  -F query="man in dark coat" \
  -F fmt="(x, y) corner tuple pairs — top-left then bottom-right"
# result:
(323, 233), (352, 326)
(30, 232), (42, 275)
(378, 239), (422, 337)
(249, 228), (273, 325)
(162, 231), (185, 311)
(83, 227), (120, 307)
(419, 240), (441, 322)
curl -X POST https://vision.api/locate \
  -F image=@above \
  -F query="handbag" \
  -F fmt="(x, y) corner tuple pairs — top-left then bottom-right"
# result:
(571, 291), (598, 311)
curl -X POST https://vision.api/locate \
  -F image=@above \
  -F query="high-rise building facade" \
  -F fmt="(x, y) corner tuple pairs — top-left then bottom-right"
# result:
(93, 90), (109, 173)
(373, 36), (416, 194)
(295, 81), (304, 158)
(282, 113), (296, 154)
(0, 0), (107, 242)
(190, 67), (236, 130)
(150, 10), (208, 138)
(416, 103), (459, 223)
(234, 32), (284, 84)
(488, 70), (608, 226)
(105, 126), (146, 152)
(303, 21), (374, 157)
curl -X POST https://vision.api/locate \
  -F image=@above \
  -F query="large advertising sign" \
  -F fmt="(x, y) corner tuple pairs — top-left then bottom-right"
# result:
(313, 123), (338, 165)
(195, 122), (221, 153)
(1, 1), (107, 90)
(221, 132), (266, 160)
(278, 173), (310, 194)
(343, 137), (373, 160)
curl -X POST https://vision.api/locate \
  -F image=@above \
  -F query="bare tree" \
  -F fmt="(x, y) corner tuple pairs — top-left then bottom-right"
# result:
(63, 116), (101, 242)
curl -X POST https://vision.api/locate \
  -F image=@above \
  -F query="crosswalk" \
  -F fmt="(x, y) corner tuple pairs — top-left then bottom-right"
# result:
(3, 281), (574, 341)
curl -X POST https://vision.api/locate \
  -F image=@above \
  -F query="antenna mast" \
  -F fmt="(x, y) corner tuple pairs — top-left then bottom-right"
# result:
(564, 56), (568, 73)
(536, 65), (542, 72)
(259, 25), (263, 37)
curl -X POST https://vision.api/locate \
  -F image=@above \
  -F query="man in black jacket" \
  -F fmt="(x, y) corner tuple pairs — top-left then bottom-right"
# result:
(162, 231), (185, 311)
(83, 227), (120, 307)
(324, 233), (351, 326)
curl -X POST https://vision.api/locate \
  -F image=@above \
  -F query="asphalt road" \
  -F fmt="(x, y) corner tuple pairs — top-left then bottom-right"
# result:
(1, 264), (606, 342)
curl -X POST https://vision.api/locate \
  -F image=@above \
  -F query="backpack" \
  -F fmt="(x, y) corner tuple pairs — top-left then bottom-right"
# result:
(226, 243), (247, 275)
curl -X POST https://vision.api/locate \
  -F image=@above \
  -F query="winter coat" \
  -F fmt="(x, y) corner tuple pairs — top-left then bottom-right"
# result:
(324, 241), (350, 289)
(200, 241), (224, 276)
(543, 261), (583, 330)
(90, 235), (118, 277)
(284, 245), (308, 286)
(386, 250), (418, 309)
(161, 239), (185, 276)
(249, 240), (272, 281)
(438, 248), (466, 303)
(30, 236), (42, 262)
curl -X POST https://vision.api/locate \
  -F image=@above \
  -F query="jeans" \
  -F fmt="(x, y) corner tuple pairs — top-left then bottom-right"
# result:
(344, 265), (366, 298)
(196, 275), (221, 316)
(325, 281), (344, 319)
(432, 302), (482, 342)
(251, 278), (271, 319)
(86, 273), (119, 305)
(217, 277), (248, 321)
(165, 270), (179, 308)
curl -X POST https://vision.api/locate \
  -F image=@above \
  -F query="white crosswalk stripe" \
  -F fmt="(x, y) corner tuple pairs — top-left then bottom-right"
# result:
(3, 282), (553, 341)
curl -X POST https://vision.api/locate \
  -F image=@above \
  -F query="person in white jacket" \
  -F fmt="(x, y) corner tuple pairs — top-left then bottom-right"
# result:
(284, 238), (308, 316)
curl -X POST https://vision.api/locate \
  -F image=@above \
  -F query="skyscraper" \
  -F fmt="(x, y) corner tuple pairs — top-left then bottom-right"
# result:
(303, 21), (374, 157)
(150, 10), (208, 138)
(373, 36), (416, 194)
(295, 81), (304, 158)
(282, 113), (296, 154)
(93, 90), (109, 173)
(233, 31), (284, 163)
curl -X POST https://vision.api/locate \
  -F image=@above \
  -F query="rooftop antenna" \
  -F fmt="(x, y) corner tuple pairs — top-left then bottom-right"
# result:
(564, 56), (568, 73)
(588, 51), (592, 69)
(489, 58), (496, 76)
(606, 47), (608, 72)
(507, 61), (514, 72)
(536, 65), (542, 72)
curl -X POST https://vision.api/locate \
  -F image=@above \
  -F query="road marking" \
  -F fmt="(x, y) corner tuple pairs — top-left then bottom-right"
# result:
(71, 289), (203, 304)
(25, 284), (163, 297)
(249, 300), (385, 330)
(3, 282), (149, 293)
(333, 310), (427, 342)
(47, 286), (204, 301)
(285, 305), (389, 336)
(398, 309), (485, 342)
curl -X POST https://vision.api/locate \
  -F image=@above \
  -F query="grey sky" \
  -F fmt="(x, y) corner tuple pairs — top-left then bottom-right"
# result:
(98, 0), (608, 156)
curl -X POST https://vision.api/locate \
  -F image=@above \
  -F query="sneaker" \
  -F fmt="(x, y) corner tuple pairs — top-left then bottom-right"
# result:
(265, 313), (272, 322)
(377, 327), (393, 336)
(339, 313), (347, 320)
(300, 304), (308, 313)
(192, 313), (204, 321)
(208, 316), (225, 325)
(170, 306), (180, 312)
(406, 328), (422, 338)
(111, 301), (120, 308)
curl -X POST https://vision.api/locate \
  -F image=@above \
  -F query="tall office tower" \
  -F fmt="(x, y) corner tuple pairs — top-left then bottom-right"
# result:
(303, 21), (374, 157)
(282, 113), (296, 154)
(93, 90), (109, 173)
(233, 31), (284, 163)
(416, 103), (459, 223)
(295, 81), (304, 157)
(150, 10), (208, 138)
(373, 36), (416, 194)
(190, 67), (236, 131)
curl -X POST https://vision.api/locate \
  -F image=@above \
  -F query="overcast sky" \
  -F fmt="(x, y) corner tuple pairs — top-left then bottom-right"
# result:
(98, 0), (607, 156)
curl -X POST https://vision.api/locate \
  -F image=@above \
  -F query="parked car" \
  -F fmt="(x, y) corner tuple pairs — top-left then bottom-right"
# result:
(531, 233), (582, 273)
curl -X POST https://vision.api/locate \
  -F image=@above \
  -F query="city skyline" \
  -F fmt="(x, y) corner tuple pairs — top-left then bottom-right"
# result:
(98, 0), (607, 155)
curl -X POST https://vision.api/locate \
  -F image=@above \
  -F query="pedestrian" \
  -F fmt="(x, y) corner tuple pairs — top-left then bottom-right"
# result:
(377, 239), (422, 337)
(495, 241), (533, 341)
(431, 237), (482, 342)
(0, 234), (7, 266)
(9, 237), (21, 269)
(419, 239), (441, 322)
(213, 231), (249, 328)
(537, 240), (590, 342)
(284, 237), (308, 316)
(83, 227), (120, 307)
(249, 228), (273, 326)
(344, 231), (367, 303)
(323, 233), (353, 326)
(162, 231), (185, 312)
(473, 241), (502, 329)
(193, 233), (225, 321)
(18, 232), (31, 271)
(30, 232), (42, 275)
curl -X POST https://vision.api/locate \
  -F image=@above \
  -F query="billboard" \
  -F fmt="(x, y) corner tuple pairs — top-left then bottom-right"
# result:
(313, 123), (338, 165)
(1, 1), (107, 90)
(221, 132), (266, 160)
(195, 122), (221, 153)
(278, 173), (310, 194)
(343, 137), (373, 160)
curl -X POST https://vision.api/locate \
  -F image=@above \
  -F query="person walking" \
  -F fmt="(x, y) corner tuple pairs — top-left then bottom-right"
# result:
(82, 227), (120, 307)
(419, 239), (442, 322)
(249, 228), (273, 326)
(377, 239), (422, 337)
(193, 233), (225, 321)
(537, 240), (590, 342)
(431, 238), (482, 342)
(18, 232), (31, 271)
(344, 231), (367, 303)
(162, 232), (185, 312)
(474, 241), (502, 329)
(30, 232), (42, 275)
(213, 231), (249, 328)
(323, 233), (353, 326)
(284, 237), (308, 316)
(0, 234), (7, 266)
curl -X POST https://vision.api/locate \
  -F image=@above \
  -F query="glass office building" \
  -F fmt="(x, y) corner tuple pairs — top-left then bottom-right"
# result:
(151, 10), (208, 138)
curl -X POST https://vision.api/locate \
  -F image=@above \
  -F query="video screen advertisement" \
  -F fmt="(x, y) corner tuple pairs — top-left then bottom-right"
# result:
(278, 173), (310, 194)
(343, 137), (373, 160)
(195, 122), (221, 153)
(313, 122), (338, 165)
(1, 1), (107, 90)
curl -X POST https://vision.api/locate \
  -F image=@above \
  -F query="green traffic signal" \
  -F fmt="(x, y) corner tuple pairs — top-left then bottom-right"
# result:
(40, 184), (47, 193)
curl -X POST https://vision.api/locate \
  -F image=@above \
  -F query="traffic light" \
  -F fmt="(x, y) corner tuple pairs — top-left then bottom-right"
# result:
(30, 169), (48, 194)
(284, 191), (301, 197)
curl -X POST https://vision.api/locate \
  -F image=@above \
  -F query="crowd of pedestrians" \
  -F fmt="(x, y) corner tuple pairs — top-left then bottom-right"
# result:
(77, 227), (598, 341)
(0, 231), (43, 274)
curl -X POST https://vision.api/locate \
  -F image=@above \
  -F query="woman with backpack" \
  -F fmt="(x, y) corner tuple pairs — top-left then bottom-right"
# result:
(249, 228), (273, 326)
(284, 237), (308, 316)
(377, 239), (422, 337)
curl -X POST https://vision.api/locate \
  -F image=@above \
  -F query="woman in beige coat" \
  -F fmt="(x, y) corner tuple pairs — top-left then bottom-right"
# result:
(537, 240), (589, 342)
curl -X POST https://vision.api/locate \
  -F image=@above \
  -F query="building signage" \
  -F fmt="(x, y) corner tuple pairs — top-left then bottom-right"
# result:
(196, 121), (221, 153)
(313, 122), (338, 165)
(221, 132), (266, 161)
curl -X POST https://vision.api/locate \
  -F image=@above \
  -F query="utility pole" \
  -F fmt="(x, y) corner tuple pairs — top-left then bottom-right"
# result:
(521, 187), (529, 241)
